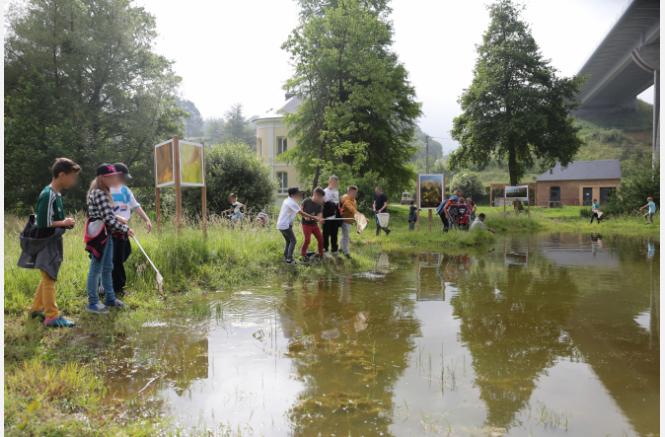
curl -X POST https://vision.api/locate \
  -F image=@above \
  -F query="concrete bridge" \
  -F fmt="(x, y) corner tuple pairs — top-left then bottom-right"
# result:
(576, 0), (659, 164)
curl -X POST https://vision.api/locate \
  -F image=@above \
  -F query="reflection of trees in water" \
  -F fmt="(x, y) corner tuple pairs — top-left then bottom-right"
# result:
(449, 255), (578, 430)
(279, 276), (420, 436)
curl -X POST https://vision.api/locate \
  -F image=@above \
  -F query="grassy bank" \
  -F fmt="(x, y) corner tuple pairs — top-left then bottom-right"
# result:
(3, 204), (657, 435)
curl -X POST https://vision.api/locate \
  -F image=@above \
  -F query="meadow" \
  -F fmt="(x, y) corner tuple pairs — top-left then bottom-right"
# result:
(3, 204), (658, 435)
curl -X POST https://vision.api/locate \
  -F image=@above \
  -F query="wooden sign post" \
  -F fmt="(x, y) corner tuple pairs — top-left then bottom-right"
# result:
(154, 136), (207, 234)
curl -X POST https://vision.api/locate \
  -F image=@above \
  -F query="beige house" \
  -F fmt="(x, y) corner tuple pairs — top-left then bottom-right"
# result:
(535, 160), (622, 207)
(254, 96), (302, 198)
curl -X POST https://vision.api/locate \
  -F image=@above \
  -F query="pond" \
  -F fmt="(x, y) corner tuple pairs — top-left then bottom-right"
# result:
(105, 233), (659, 436)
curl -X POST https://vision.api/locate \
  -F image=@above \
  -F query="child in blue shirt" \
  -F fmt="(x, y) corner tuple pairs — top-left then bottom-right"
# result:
(640, 196), (657, 224)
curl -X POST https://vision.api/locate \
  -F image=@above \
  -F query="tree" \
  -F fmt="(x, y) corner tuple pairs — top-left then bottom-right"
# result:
(204, 143), (275, 213)
(450, 171), (485, 200)
(450, 0), (582, 186)
(177, 98), (204, 138)
(222, 104), (255, 147)
(5, 0), (182, 211)
(282, 0), (421, 191)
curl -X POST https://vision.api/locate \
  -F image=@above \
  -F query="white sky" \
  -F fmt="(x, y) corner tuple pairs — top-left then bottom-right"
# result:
(135, 0), (651, 152)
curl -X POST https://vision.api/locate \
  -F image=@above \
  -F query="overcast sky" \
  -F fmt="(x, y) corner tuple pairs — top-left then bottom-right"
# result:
(135, 0), (648, 152)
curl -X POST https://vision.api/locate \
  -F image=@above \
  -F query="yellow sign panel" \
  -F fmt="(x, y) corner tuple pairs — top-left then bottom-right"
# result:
(179, 141), (204, 186)
(155, 140), (175, 187)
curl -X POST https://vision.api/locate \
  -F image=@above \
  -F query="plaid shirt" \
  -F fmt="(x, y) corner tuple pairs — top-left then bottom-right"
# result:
(87, 188), (129, 234)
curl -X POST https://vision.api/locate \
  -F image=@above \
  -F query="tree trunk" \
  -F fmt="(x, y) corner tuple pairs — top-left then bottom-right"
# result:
(312, 166), (321, 190)
(508, 147), (519, 186)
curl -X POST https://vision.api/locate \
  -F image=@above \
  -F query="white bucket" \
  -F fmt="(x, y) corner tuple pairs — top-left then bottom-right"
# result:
(377, 213), (390, 228)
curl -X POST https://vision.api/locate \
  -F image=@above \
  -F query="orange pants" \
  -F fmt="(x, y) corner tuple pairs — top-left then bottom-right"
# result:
(30, 270), (59, 319)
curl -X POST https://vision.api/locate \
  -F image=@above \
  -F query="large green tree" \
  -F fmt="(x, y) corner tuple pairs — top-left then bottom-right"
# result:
(5, 0), (182, 210)
(282, 0), (421, 191)
(450, 0), (582, 185)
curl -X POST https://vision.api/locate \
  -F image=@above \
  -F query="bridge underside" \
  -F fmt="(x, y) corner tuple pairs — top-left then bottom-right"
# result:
(575, 0), (659, 164)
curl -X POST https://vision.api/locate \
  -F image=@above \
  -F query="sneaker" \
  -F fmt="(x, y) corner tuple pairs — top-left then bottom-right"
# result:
(105, 298), (125, 309)
(385, 229), (391, 235)
(285, 258), (295, 265)
(344, 253), (352, 260)
(29, 311), (45, 321)
(44, 316), (76, 328)
(86, 303), (109, 314)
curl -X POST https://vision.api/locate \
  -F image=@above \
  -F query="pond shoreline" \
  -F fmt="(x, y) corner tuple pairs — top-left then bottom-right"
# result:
(4, 208), (659, 435)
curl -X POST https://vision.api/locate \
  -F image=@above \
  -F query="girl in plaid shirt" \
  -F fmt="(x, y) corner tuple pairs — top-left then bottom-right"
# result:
(85, 164), (134, 313)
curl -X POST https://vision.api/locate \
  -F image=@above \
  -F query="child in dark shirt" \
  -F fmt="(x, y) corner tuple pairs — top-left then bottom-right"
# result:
(408, 201), (418, 231)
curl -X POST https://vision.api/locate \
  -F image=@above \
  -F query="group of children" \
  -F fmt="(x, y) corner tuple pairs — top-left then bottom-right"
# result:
(275, 175), (360, 264)
(436, 190), (477, 231)
(18, 158), (151, 328)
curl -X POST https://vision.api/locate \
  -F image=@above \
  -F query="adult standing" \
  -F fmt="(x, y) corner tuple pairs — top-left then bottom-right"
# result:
(339, 185), (359, 259)
(372, 186), (391, 236)
(323, 175), (340, 254)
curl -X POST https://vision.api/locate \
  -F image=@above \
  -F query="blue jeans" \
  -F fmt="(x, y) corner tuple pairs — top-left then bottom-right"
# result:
(87, 238), (116, 306)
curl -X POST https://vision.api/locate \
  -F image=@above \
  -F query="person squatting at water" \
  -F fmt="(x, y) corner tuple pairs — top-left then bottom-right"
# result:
(276, 187), (323, 264)
(18, 157), (81, 328)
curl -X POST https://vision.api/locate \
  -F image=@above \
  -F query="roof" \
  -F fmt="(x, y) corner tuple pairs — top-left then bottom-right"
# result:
(254, 95), (302, 121)
(536, 160), (622, 182)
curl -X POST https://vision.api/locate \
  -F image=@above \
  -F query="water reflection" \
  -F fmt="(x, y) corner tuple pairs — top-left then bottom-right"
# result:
(280, 276), (420, 436)
(103, 234), (659, 436)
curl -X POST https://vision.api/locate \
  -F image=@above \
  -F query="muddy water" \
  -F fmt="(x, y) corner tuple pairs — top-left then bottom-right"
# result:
(106, 234), (659, 436)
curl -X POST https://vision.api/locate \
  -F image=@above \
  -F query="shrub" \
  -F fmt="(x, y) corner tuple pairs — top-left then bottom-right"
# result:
(606, 167), (659, 215)
(193, 143), (275, 214)
(450, 172), (485, 201)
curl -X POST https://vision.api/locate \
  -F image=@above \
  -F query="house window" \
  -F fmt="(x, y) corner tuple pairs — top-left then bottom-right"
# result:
(277, 171), (288, 194)
(277, 137), (288, 155)
(549, 186), (560, 202)
(599, 187), (615, 204)
(582, 187), (592, 206)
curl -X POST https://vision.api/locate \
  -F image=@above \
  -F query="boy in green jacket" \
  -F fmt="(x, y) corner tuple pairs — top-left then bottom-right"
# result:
(23, 158), (80, 327)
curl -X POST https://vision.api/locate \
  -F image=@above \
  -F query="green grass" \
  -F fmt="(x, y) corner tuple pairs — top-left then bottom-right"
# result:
(3, 204), (656, 435)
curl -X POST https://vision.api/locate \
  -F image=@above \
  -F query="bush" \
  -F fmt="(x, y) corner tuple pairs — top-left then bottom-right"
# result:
(606, 167), (659, 215)
(199, 143), (275, 214)
(450, 171), (485, 201)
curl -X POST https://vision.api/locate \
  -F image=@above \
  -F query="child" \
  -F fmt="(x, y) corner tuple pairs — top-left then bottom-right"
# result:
(323, 175), (340, 254)
(339, 185), (359, 259)
(109, 163), (152, 296)
(408, 201), (418, 231)
(590, 198), (602, 224)
(18, 158), (80, 328)
(227, 193), (245, 223)
(276, 187), (321, 264)
(85, 164), (133, 313)
(640, 196), (657, 224)
(300, 187), (325, 260)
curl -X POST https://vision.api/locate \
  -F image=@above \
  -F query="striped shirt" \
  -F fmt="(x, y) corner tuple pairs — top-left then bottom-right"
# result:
(87, 188), (129, 233)
(35, 185), (64, 228)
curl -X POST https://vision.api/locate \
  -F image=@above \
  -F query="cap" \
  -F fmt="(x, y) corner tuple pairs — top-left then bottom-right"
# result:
(113, 162), (132, 179)
(96, 163), (121, 177)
